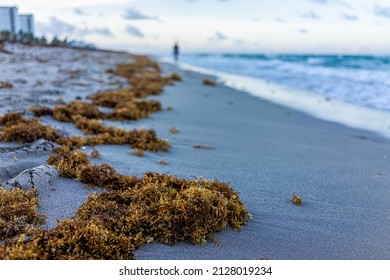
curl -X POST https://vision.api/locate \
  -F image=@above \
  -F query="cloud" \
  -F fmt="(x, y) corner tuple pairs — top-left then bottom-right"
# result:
(36, 17), (114, 38)
(186, 0), (231, 1)
(208, 31), (227, 41)
(301, 11), (321, 19)
(341, 13), (358, 21)
(74, 8), (87, 15)
(123, 8), (159, 21)
(374, 5), (390, 19)
(298, 28), (309, 34)
(92, 27), (114, 37)
(308, 0), (328, 4)
(275, 17), (285, 23)
(125, 25), (144, 37)
(36, 17), (77, 37)
(334, 0), (353, 9)
(309, 0), (354, 9)
(235, 39), (244, 46)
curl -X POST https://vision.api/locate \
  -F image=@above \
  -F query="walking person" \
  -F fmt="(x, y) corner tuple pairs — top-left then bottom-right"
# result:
(173, 42), (179, 63)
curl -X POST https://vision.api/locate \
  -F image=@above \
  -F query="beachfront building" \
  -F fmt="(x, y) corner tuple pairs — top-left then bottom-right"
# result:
(0, 6), (34, 35)
(18, 14), (34, 34)
(0, 6), (19, 34)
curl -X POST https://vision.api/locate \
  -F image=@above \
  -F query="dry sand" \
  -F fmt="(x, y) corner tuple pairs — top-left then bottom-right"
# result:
(1, 44), (390, 259)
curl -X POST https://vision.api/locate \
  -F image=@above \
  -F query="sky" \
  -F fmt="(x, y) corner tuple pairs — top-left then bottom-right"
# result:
(3, 0), (390, 54)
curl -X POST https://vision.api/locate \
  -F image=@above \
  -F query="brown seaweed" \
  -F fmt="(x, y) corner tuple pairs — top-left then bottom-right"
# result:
(0, 187), (44, 240)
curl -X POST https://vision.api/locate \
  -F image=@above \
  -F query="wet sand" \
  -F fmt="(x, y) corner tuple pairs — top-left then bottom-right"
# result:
(134, 63), (390, 260)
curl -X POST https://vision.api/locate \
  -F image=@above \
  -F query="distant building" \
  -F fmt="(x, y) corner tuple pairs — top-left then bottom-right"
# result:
(18, 14), (34, 34)
(0, 6), (19, 34)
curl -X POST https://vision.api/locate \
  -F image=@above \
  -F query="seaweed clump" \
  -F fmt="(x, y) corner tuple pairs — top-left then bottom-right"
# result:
(0, 55), (250, 260)
(0, 173), (249, 259)
(87, 89), (162, 121)
(47, 147), (138, 190)
(52, 101), (103, 122)
(0, 81), (13, 89)
(291, 193), (303, 206)
(169, 127), (179, 134)
(0, 112), (24, 126)
(0, 187), (45, 240)
(25, 56), (173, 151)
(170, 73), (182, 82)
(11, 111), (169, 152)
(203, 78), (217, 86)
(113, 56), (169, 97)
(28, 106), (53, 117)
(47, 146), (89, 178)
(193, 144), (212, 149)
(76, 173), (248, 245)
(130, 148), (145, 157)
(76, 164), (139, 190)
(0, 112), (61, 143)
(81, 126), (169, 152)
(90, 149), (100, 158)
(0, 219), (141, 260)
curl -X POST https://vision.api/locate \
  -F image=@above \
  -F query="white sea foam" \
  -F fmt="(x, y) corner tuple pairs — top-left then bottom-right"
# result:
(161, 57), (390, 139)
(176, 54), (390, 112)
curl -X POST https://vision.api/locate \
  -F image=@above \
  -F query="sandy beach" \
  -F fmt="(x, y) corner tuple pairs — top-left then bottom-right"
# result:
(1, 44), (390, 260)
(135, 63), (390, 260)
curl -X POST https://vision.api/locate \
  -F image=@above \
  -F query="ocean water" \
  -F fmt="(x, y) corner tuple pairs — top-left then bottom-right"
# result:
(179, 53), (390, 112)
(160, 53), (390, 138)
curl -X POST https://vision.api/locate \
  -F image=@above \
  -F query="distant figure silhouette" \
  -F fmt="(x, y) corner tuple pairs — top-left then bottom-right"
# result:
(0, 36), (5, 51)
(173, 43), (179, 63)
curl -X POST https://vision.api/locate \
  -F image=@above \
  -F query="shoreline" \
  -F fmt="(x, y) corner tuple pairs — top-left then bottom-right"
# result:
(161, 58), (390, 140)
(1, 45), (390, 259)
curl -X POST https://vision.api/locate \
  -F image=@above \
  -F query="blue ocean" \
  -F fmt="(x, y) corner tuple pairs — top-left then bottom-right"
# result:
(179, 54), (390, 112)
